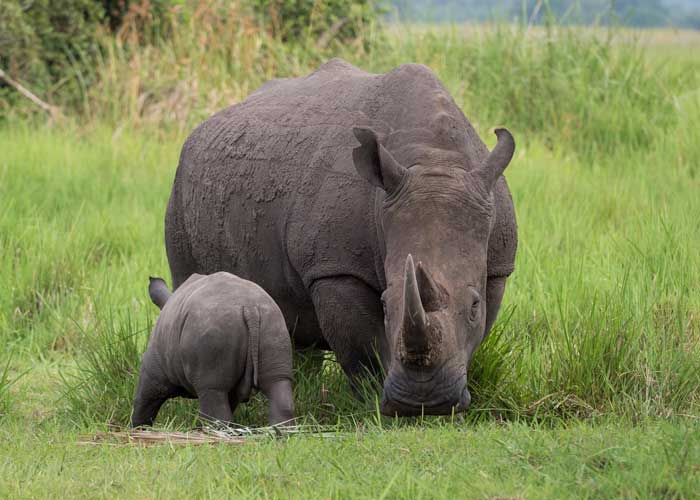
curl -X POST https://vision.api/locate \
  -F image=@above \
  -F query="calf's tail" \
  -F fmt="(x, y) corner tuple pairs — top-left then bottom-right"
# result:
(148, 277), (172, 310)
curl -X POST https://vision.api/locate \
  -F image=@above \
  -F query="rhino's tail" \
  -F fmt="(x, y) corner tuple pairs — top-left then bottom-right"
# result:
(148, 276), (172, 310)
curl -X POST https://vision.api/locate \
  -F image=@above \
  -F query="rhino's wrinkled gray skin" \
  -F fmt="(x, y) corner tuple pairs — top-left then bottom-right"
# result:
(131, 273), (294, 427)
(164, 58), (517, 416)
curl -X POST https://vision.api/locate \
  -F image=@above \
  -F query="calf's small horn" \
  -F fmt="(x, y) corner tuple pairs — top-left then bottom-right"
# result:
(402, 254), (429, 353)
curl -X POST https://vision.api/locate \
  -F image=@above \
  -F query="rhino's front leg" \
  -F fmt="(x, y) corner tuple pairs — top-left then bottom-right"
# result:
(484, 276), (507, 340)
(309, 276), (386, 393)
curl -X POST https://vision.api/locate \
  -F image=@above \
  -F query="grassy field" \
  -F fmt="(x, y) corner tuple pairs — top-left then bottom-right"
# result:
(2, 20), (700, 498)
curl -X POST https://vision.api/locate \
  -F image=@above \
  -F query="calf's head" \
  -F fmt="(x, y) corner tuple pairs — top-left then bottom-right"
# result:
(352, 126), (515, 416)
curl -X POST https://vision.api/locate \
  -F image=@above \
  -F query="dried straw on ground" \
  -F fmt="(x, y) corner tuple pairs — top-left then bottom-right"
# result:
(77, 424), (343, 446)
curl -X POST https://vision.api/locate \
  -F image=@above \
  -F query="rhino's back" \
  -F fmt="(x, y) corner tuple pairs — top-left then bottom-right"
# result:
(169, 58), (516, 297)
(170, 60), (392, 294)
(174, 58), (486, 208)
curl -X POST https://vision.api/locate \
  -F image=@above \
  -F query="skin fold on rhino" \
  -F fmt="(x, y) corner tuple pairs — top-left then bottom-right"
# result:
(163, 58), (518, 416)
(131, 273), (294, 427)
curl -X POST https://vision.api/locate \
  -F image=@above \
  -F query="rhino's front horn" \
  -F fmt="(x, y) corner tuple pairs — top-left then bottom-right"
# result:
(480, 128), (515, 190)
(402, 254), (430, 354)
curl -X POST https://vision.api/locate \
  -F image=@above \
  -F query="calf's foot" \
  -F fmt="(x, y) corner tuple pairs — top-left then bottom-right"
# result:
(198, 389), (233, 425)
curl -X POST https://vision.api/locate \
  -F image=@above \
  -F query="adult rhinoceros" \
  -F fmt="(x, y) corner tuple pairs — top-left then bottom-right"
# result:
(163, 58), (517, 416)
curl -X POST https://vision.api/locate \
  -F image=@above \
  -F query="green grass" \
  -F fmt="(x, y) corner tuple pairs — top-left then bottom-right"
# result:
(1, 417), (699, 498)
(2, 21), (700, 497)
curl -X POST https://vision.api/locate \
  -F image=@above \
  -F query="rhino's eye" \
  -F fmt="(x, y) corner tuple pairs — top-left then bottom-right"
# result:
(469, 297), (481, 323)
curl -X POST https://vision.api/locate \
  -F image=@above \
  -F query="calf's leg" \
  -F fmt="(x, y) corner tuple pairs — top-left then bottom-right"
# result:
(198, 389), (232, 424)
(261, 379), (295, 425)
(131, 366), (172, 427)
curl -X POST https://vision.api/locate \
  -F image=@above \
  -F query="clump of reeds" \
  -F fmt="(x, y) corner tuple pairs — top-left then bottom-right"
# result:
(0, 356), (13, 416)
(0, 353), (27, 418)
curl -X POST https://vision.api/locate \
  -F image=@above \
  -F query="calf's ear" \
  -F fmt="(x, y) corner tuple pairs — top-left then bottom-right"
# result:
(352, 127), (407, 193)
(148, 276), (171, 310)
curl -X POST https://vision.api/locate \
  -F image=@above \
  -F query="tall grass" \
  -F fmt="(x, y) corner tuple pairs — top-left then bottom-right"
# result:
(13, 0), (695, 161)
(60, 309), (151, 426)
(2, 10), (699, 428)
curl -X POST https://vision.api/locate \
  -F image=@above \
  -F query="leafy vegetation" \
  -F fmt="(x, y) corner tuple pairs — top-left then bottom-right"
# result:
(0, 0), (385, 116)
(0, 0), (104, 109)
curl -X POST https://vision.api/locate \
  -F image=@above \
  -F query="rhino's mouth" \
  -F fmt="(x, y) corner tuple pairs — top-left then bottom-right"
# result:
(379, 374), (471, 416)
(379, 391), (471, 416)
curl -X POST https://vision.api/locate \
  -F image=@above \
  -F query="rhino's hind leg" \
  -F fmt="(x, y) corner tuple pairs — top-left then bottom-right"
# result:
(310, 277), (386, 395)
(164, 191), (198, 290)
(197, 389), (233, 424)
(261, 379), (295, 426)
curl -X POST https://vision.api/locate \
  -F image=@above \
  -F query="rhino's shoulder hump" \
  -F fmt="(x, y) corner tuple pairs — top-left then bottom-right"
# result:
(247, 58), (371, 100)
(250, 77), (292, 96)
(313, 57), (367, 76)
(384, 63), (442, 87)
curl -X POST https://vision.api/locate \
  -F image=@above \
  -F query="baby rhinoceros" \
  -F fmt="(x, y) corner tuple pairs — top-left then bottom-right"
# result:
(131, 272), (295, 427)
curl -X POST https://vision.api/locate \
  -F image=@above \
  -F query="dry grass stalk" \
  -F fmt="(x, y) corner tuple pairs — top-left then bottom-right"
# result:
(77, 429), (247, 447)
(0, 68), (62, 121)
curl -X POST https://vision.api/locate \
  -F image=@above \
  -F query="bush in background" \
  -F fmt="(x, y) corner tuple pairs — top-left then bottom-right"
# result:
(99, 0), (173, 33)
(0, 0), (105, 108)
(0, 0), (384, 116)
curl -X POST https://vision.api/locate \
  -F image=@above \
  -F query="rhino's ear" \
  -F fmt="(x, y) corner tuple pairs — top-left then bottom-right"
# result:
(352, 127), (407, 192)
(479, 128), (515, 190)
